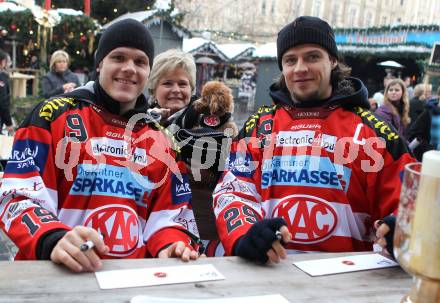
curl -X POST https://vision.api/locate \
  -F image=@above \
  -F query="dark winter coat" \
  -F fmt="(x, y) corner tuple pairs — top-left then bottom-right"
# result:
(0, 71), (12, 127)
(409, 96), (425, 126)
(375, 103), (406, 138)
(407, 98), (440, 160)
(41, 69), (81, 99)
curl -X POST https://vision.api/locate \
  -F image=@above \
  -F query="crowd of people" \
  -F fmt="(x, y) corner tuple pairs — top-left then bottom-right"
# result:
(0, 16), (438, 272)
(368, 75), (439, 160)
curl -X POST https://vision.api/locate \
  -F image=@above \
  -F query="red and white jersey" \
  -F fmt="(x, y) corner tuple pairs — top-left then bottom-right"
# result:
(214, 104), (414, 256)
(0, 90), (198, 260)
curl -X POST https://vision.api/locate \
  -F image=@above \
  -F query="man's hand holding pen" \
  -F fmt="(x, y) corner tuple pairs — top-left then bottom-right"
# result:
(50, 226), (109, 273)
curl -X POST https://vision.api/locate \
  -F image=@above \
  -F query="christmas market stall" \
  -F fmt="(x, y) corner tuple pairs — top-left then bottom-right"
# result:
(102, 9), (190, 56)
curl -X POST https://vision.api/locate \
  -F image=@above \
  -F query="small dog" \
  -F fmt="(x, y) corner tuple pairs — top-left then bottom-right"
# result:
(192, 81), (238, 136)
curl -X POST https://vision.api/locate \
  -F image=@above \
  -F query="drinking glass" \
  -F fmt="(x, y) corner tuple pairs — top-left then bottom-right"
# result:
(394, 161), (440, 303)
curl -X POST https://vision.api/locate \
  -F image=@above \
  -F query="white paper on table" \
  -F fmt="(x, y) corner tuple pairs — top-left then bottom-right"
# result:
(95, 264), (225, 289)
(293, 253), (399, 276)
(130, 294), (290, 303)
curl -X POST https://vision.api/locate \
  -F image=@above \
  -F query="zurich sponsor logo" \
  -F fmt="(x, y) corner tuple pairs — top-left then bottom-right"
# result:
(172, 173), (192, 204)
(228, 152), (255, 178)
(261, 155), (351, 192)
(70, 164), (153, 203)
(5, 139), (49, 174)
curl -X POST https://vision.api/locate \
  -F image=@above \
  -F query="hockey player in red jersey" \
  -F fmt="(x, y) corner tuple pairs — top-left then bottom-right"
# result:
(213, 16), (415, 263)
(0, 19), (201, 272)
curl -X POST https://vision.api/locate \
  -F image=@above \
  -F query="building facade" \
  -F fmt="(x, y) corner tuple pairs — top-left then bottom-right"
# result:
(175, 0), (440, 43)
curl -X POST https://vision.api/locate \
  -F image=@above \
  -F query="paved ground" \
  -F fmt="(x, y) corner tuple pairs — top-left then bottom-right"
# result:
(0, 107), (254, 261)
(0, 230), (17, 260)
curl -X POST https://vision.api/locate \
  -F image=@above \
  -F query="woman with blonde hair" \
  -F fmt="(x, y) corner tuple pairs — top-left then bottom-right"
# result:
(147, 49), (238, 255)
(409, 83), (432, 124)
(375, 78), (410, 138)
(41, 49), (81, 98)
(147, 49), (237, 134)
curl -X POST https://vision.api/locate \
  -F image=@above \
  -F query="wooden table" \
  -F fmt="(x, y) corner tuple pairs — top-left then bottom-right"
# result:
(9, 72), (35, 98)
(0, 253), (411, 303)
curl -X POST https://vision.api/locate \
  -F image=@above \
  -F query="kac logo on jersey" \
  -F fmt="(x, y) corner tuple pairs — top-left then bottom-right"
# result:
(272, 195), (337, 244)
(84, 205), (140, 257)
(172, 173), (192, 204)
(6, 139), (49, 174)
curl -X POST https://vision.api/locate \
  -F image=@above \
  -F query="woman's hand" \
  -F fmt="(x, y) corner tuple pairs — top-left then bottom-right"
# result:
(150, 108), (171, 120)
(63, 82), (77, 93)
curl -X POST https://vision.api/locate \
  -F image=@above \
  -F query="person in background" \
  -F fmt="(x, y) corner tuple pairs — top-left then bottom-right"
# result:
(374, 78), (410, 139)
(403, 76), (414, 100)
(29, 55), (40, 70)
(147, 49), (238, 255)
(368, 98), (378, 112)
(407, 85), (440, 160)
(41, 50), (81, 99)
(409, 83), (432, 126)
(147, 49), (196, 126)
(213, 16), (414, 264)
(0, 49), (13, 135)
(147, 49), (237, 134)
(0, 19), (201, 273)
(372, 75), (396, 107)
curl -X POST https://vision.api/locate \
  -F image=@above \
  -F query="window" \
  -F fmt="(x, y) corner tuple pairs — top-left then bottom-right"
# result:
(331, 3), (339, 25)
(261, 0), (266, 15)
(294, 0), (301, 14)
(364, 11), (373, 28)
(313, 0), (322, 16)
(349, 8), (357, 27)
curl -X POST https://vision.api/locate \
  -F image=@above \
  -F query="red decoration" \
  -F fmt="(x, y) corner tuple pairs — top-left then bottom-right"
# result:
(10, 24), (16, 30)
(80, 35), (86, 43)
(203, 115), (220, 127)
(84, 0), (91, 16)
(153, 272), (167, 278)
(342, 260), (355, 265)
(45, 0), (51, 11)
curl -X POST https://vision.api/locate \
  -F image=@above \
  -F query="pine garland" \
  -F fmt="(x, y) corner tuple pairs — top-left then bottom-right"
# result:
(0, 10), (98, 70)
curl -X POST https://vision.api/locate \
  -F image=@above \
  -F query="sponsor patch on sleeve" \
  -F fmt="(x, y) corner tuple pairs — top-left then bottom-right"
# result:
(227, 152), (256, 178)
(5, 139), (49, 174)
(172, 173), (192, 204)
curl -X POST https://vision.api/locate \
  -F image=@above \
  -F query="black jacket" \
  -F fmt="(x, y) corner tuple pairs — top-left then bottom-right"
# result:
(408, 96), (425, 127)
(41, 69), (81, 99)
(407, 98), (440, 160)
(0, 71), (12, 126)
